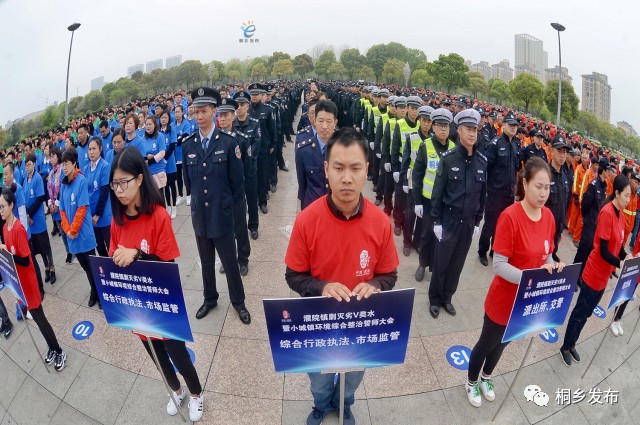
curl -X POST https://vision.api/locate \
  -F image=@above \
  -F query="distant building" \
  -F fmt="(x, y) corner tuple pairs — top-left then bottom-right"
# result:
(514, 63), (540, 80)
(166, 55), (182, 69)
(91, 76), (105, 91)
(514, 34), (547, 82)
(127, 64), (144, 77)
(490, 59), (514, 82)
(582, 72), (611, 122)
(471, 61), (491, 81)
(617, 121), (637, 137)
(544, 66), (572, 85)
(464, 59), (472, 68)
(146, 59), (164, 73)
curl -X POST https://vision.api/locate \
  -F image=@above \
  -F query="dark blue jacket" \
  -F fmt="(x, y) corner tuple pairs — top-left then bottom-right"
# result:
(295, 133), (328, 210)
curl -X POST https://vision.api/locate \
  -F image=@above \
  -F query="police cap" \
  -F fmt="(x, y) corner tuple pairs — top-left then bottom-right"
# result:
(394, 96), (407, 107)
(191, 87), (221, 107)
(454, 109), (481, 127)
(378, 88), (390, 97)
(430, 108), (453, 124)
(442, 98), (452, 106)
(551, 134), (568, 150)
(387, 95), (397, 105)
(406, 96), (422, 107)
(233, 91), (251, 104)
(417, 106), (435, 118)
(218, 98), (238, 113)
(488, 111), (498, 118)
(371, 88), (380, 96)
(248, 83), (264, 95)
(503, 112), (518, 125)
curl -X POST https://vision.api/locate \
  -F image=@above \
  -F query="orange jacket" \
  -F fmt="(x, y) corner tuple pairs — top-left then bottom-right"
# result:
(624, 193), (637, 234)
(573, 164), (588, 196)
(579, 167), (597, 202)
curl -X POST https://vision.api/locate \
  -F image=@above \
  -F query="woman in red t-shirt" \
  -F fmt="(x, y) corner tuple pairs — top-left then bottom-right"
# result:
(108, 147), (204, 422)
(0, 185), (67, 371)
(561, 174), (631, 366)
(466, 158), (563, 408)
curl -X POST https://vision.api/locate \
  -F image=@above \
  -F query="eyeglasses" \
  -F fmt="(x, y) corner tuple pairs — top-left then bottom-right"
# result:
(110, 176), (137, 191)
(433, 122), (450, 129)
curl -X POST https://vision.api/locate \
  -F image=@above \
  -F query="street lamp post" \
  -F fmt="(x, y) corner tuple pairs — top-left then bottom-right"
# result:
(64, 23), (81, 125)
(551, 22), (565, 128)
(208, 64), (215, 88)
(403, 63), (411, 88)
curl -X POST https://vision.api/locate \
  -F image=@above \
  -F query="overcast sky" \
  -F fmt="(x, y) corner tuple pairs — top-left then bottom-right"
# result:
(1, 0), (637, 130)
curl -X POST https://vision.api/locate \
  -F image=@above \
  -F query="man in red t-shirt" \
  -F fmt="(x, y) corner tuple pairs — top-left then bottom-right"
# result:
(285, 128), (399, 425)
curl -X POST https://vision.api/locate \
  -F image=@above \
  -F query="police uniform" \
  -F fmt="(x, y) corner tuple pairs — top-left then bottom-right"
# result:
(181, 87), (251, 324)
(519, 130), (548, 163)
(369, 88), (390, 206)
(480, 111), (497, 153)
(295, 131), (328, 210)
(429, 109), (487, 318)
(377, 92), (397, 214)
(545, 135), (573, 260)
(233, 91), (261, 239)
(248, 83), (276, 214)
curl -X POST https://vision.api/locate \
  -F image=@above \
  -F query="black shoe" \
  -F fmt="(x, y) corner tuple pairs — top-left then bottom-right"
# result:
(49, 271), (56, 285)
(552, 253), (561, 262)
(51, 227), (59, 237)
(560, 350), (572, 366)
(2, 321), (12, 339)
(250, 230), (259, 240)
(65, 253), (73, 264)
(239, 265), (249, 276)
(40, 291), (45, 301)
(479, 254), (489, 267)
(219, 265), (225, 274)
(569, 347), (580, 363)
(415, 266), (425, 282)
(88, 296), (97, 308)
(98, 301), (102, 310)
(196, 302), (217, 320)
(403, 246), (411, 257)
(45, 270), (51, 283)
(374, 199), (382, 206)
(279, 166), (289, 172)
(489, 250), (493, 258)
(235, 305), (251, 325)
(429, 304), (440, 318)
(266, 192), (270, 201)
(612, 271), (619, 279)
(259, 204), (268, 214)
(270, 184), (277, 193)
(394, 225), (401, 236)
(443, 303), (457, 316)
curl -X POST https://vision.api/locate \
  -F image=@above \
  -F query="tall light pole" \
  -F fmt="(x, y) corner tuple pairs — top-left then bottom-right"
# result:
(551, 22), (565, 128)
(64, 22), (81, 125)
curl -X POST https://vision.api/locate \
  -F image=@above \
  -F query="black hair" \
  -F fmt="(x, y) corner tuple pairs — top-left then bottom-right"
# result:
(77, 123), (88, 132)
(314, 100), (338, 120)
(110, 147), (165, 226)
(0, 185), (17, 211)
(61, 146), (78, 164)
(4, 161), (14, 174)
(24, 153), (36, 164)
(99, 120), (109, 129)
(50, 146), (62, 164)
(144, 116), (158, 139)
(307, 98), (319, 111)
(89, 136), (103, 151)
(605, 174), (630, 205)
(326, 128), (368, 161)
(112, 128), (127, 144)
(159, 111), (173, 133)
(516, 157), (551, 199)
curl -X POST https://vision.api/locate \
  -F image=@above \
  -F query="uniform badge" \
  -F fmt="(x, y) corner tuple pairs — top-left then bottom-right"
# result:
(235, 145), (241, 159)
(94, 180), (98, 189)
(451, 167), (460, 171)
(188, 154), (196, 159)
(198, 88), (204, 96)
(312, 143), (316, 148)
(247, 146), (252, 157)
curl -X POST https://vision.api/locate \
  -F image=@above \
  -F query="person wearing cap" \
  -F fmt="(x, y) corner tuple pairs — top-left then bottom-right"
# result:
(361, 87), (376, 180)
(264, 85), (287, 194)
(390, 96), (421, 236)
(379, 94), (401, 216)
(428, 109), (487, 318)
(401, 105), (433, 259)
(573, 157), (613, 277)
(233, 91), (262, 240)
(620, 167), (639, 246)
(569, 149), (591, 245)
(519, 130), (548, 164)
(367, 88), (390, 207)
(480, 111), (497, 154)
(477, 112), (521, 267)
(181, 87), (251, 325)
(248, 83), (277, 215)
(545, 135), (573, 262)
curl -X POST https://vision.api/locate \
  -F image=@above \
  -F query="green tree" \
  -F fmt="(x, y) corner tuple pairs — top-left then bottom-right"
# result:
(272, 59), (294, 78)
(207, 60), (225, 82)
(340, 48), (365, 80)
(80, 90), (106, 112)
(508, 73), (544, 113)
(358, 65), (376, 81)
(411, 69), (432, 88)
(365, 44), (390, 80)
(226, 69), (241, 82)
(315, 50), (337, 79)
(225, 59), (244, 81)
(247, 57), (268, 78)
(292, 54), (314, 77)
(381, 58), (404, 84)
(251, 63), (269, 79)
(176, 60), (206, 87)
(544, 80), (580, 123)
(327, 62), (348, 79)
(573, 110), (600, 138)
(131, 70), (143, 82)
(488, 78), (510, 104)
(115, 77), (140, 100)
(41, 106), (62, 130)
(101, 82), (117, 99)
(267, 51), (290, 71)
(405, 48), (428, 73)
(430, 53), (469, 93)
(466, 71), (488, 99)
(109, 89), (128, 106)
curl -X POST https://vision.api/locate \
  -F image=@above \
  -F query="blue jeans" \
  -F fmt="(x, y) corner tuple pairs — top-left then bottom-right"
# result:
(561, 279), (605, 351)
(308, 371), (365, 413)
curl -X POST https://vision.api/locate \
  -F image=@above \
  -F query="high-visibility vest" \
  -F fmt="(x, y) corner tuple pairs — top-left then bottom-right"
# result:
(422, 138), (455, 199)
(396, 118), (420, 155)
(371, 106), (389, 137)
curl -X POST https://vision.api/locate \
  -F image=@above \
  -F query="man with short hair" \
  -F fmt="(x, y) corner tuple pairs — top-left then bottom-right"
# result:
(520, 129), (547, 163)
(99, 120), (113, 152)
(248, 83), (276, 215)
(545, 135), (573, 262)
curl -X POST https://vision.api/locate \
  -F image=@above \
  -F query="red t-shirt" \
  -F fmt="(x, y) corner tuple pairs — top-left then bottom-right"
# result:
(3, 220), (40, 310)
(485, 202), (556, 325)
(582, 202), (625, 291)
(285, 195), (399, 291)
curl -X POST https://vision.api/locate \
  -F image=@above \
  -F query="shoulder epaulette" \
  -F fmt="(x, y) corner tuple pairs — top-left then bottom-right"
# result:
(441, 149), (455, 157)
(219, 129), (236, 137)
(249, 117), (259, 123)
(477, 151), (488, 162)
(296, 138), (315, 150)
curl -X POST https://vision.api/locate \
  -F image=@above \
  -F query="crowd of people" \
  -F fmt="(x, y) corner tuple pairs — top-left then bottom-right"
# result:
(0, 77), (637, 423)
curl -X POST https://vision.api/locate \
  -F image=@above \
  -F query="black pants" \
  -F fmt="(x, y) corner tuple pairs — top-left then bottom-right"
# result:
(75, 249), (97, 299)
(614, 301), (629, 321)
(30, 305), (61, 353)
(142, 338), (202, 394)
(381, 171), (394, 214)
(31, 231), (54, 271)
(367, 145), (375, 180)
(393, 181), (405, 228)
(245, 158), (259, 232)
(468, 314), (510, 382)
(269, 148), (279, 187)
(372, 153), (381, 189)
(0, 297), (10, 326)
(573, 222), (596, 276)
(93, 226), (111, 258)
(195, 233), (245, 307)
(561, 279), (605, 351)
(234, 198), (251, 267)
(164, 172), (177, 207)
(429, 220), (474, 305)
(176, 163), (189, 197)
(29, 240), (44, 295)
(418, 199), (435, 269)
(552, 216), (563, 256)
(257, 152), (270, 206)
(478, 195), (513, 256)
(404, 190), (419, 250)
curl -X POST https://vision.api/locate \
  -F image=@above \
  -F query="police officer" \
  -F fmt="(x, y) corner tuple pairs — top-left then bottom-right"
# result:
(368, 88), (390, 208)
(379, 93), (400, 216)
(264, 85), (284, 193)
(412, 108), (455, 282)
(429, 109), (487, 318)
(520, 129), (548, 163)
(182, 87), (251, 325)
(480, 111), (497, 153)
(248, 83), (276, 215)
(233, 91), (261, 240)
(546, 134), (573, 262)
(477, 112), (520, 266)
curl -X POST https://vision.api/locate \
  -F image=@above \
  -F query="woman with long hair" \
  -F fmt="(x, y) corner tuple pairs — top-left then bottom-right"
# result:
(82, 137), (112, 257)
(159, 111), (178, 219)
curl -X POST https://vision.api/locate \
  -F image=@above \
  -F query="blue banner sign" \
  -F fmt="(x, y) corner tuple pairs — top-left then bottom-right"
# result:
(90, 256), (193, 342)
(503, 264), (580, 343)
(263, 288), (415, 373)
(608, 256), (640, 310)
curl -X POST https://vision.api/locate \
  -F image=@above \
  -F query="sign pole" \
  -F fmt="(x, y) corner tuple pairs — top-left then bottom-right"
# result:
(492, 337), (534, 422)
(581, 315), (615, 379)
(321, 367), (364, 425)
(143, 333), (188, 423)
(626, 311), (640, 345)
(16, 301), (50, 373)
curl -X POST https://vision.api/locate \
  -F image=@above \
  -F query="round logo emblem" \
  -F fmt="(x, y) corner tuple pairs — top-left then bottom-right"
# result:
(198, 88), (205, 96)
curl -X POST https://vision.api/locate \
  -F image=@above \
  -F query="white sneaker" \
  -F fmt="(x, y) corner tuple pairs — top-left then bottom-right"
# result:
(71, 256), (79, 264)
(26, 311), (33, 320)
(479, 378), (496, 401)
(186, 195), (191, 206)
(617, 321), (624, 336)
(170, 205), (177, 220)
(167, 387), (187, 416)
(465, 382), (482, 407)
(188, 394), (204, 421)
(611, 322), (620, 337)
(176, 196), (185, 206)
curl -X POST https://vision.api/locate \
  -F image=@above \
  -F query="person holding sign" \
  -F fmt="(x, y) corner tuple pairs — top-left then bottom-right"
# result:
(108, 147), (204, 422)
(466, 157), (563, 407)
(0, 186), (66, 370)
(285, 128), (399, 425)
(561, 175), (631, 365)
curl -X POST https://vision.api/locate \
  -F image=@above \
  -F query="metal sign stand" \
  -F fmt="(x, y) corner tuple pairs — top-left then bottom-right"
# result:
(492, 337), (534, 422)
(320, 367), (365, 425)
(627, 311), (640, 345)
(581, 315), (616, 379)
(137, 330), (188, 423)
(16, 300), (50, 373)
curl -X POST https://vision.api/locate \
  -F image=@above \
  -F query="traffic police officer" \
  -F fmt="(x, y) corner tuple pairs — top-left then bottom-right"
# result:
(478, 112), (520, 266)
(182, 87), (251, 325)
(545, 134), (573, 262)
(248, 83), (276, 215)
(412, 108), (455, 282)
(429, 109), (487, 318)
